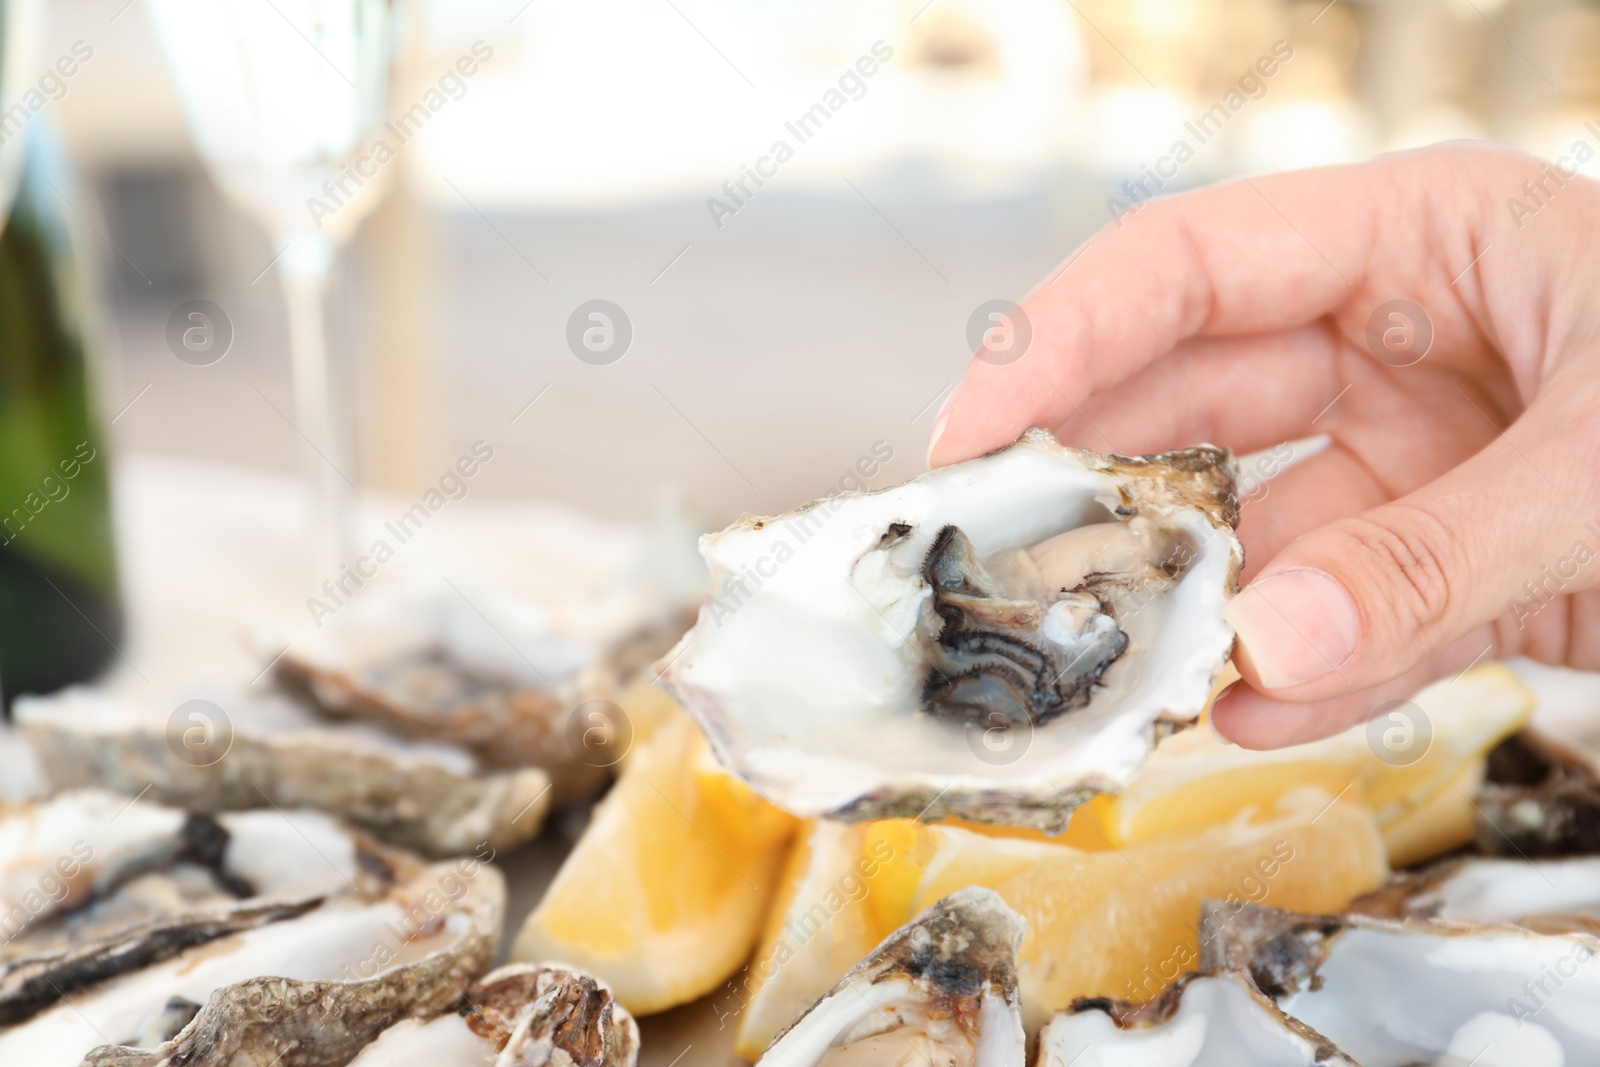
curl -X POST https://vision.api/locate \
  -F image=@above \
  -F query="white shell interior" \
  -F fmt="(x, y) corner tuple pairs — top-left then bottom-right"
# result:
(1418, 858), (1600, 927)
(758, 975), (1023, 1067)
(0, 789), (381, 933)
(1281, 924), (1600, 1067)
(667, 438), (1236, 816)
(0, 790), (186, 926)
(346, 1014), (498, 1066)
(1039, 974), (1342, 1066)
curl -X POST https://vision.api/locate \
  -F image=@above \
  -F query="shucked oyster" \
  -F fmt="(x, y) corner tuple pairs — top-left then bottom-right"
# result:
(17, 687), (551, 857)
(1474, 728), (1600, 857)
(2, 856), (503, 1066)
(1206, 903), (1600, 1067)
(660, 431), (1241, 831)
(0, 790), (419, 1025)
(274, 578), (695, 804)
(756, 887), (1026, 1066)
(1038, 972), (1356, 1066)
(346, 963), (639, 1066)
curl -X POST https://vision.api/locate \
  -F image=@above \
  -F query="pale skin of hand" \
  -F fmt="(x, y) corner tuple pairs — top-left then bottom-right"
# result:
(927, 142), (1600, 750)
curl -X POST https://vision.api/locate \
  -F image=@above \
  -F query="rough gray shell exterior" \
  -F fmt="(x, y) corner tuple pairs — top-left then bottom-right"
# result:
(1198, 903), (1351, 1001)
(21, 706), (550, 858)
(278, 610), (692, 807)
(460, 963), (640, 1067)
(765, 886), (1025, 1052)
(78, 862), (504, 1067)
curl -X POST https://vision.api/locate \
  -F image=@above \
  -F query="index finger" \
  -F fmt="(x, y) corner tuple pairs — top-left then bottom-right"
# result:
(928, 153), (1451, 466)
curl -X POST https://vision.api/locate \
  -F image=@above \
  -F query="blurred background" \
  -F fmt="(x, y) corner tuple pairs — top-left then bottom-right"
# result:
(6, 0), (1600, 692)
(48, 0), (1600, 509)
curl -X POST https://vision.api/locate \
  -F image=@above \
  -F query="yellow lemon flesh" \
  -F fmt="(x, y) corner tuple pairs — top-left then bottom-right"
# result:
(1078, 664), (1531, 855)
(724, 821), (895, 1054)
(513, 710), (797, 1015)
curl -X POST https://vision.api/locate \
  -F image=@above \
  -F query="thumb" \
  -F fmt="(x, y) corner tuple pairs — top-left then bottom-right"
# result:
(1223, 393), (1600, 704)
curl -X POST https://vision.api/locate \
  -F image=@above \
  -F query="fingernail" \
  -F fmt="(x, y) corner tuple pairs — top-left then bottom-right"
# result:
(1223, 568), (1360, 690)
(926, 384), (961, 468)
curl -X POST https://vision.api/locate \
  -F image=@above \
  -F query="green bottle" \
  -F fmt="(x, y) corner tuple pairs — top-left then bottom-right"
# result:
(0, 126), (119, 706)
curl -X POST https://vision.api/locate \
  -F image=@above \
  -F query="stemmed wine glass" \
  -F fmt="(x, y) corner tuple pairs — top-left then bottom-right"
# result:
(143, 0), (415, 578)
(0, 0), (41, 234)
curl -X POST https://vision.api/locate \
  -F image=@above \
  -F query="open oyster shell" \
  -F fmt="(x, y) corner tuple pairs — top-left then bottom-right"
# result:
(1205, 903), (1600, 1067)
(756, 887), (1026, 1066)
(5, 856), (503, 1067)
(660, 430), (1241, 831)
(1038, 972), (1356, 1066)
(1351, 854), (1600, 935)
(346, 963), (639, 1066)
(0, 790), (420, 1025)
(16, 687), (551, 857)
(274, 579), (694, 804)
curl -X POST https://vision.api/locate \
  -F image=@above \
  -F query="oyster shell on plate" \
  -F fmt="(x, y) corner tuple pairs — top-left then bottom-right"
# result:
(659, 431), (1242, 831)
(272, 577), (695, 804)
(1351, 854), (1600, 935)
(2, 855), (503, 1066)
(1205, 903), (1600, 1067)
(756, 887), (1026, 1066)
(16, 687), (551, 857)
(346, 963), (639, 1066)
(0, 789), (419, 1024)
(1037, 972), (1356, 1066)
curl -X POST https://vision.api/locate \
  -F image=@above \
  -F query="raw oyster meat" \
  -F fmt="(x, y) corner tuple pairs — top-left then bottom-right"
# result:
(1038, 972), (1356, 1066)
(17, 687), (551, 857)
(661, 430), (1241, 831)
(3, 856), (503, 1066)
(274, 578), (694, 803)
(1351, 854), (1600, 935)
(1475, 728), (1600, 857)
(0, 790), (418, 1023)
(1205, 903), (1600, 1067)
(756, 887), (1026, 1066)
(347, 963), (639, 1066)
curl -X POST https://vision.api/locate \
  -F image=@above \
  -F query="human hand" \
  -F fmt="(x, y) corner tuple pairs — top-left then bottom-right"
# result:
(927, 142), (1600, 749)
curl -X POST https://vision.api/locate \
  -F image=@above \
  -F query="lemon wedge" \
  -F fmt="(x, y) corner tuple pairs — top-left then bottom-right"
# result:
(512, 709), (797, 1015)
(1068, 663), (1531, 857)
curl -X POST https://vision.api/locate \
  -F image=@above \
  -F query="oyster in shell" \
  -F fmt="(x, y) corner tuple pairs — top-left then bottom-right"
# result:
(274, 578), (693, 804)
(17, 687), (551, 857)
(1206, 903), (1600, 1067)
(0, 790), (419, 1024)
(346, 963), (639, 1066)
(1475, 728), (1600, 857)
(660, 431), (1241, 831)
(756, 887), (1026, 1066)
(1038, 972), (1356, 1066)
(3, 856), (503, 1066)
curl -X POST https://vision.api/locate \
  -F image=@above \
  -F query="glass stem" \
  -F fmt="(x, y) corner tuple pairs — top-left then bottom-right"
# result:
(278, 232), (354, 584)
